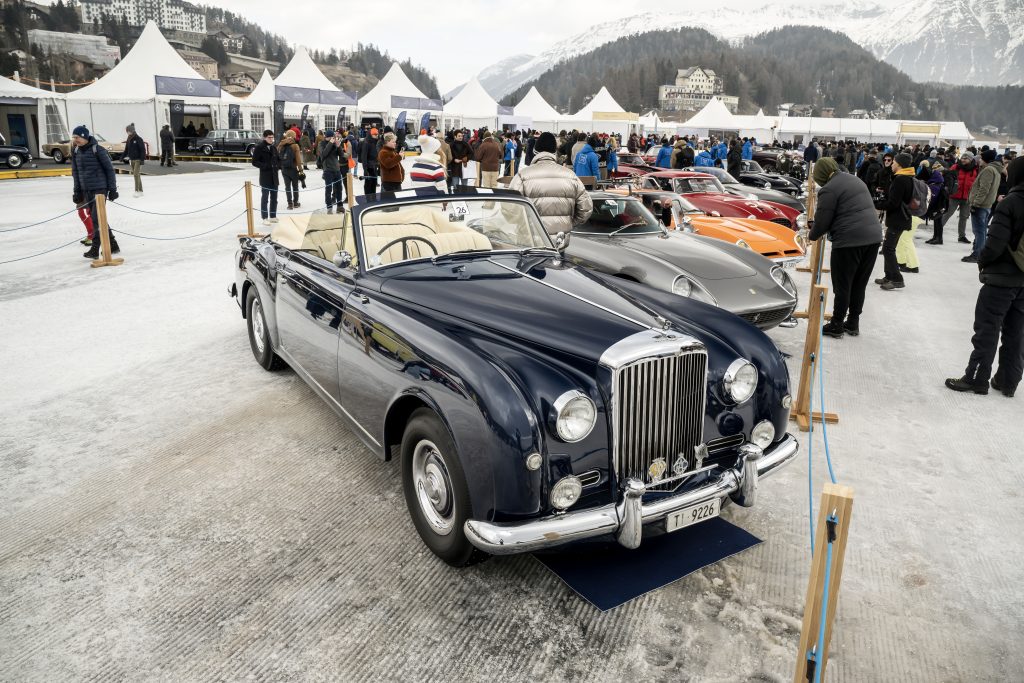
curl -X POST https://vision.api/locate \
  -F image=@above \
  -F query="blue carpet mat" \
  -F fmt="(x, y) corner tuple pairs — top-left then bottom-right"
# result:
(534, 516), (762, 611)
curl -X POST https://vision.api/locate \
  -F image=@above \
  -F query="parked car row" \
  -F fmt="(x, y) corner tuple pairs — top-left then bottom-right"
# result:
(231, 185), (801, 567)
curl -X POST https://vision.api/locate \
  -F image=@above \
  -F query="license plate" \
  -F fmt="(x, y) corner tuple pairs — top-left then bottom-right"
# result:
(666, 498), (721, 533)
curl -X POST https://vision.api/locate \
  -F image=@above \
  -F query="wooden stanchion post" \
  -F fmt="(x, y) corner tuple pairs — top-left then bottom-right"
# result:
(346, 172), (355, 209)
(791, 284), (839, 432)
(90, 193), (123, 268)
(792, 237), (832, 321)
(797, 162), (830, 275)
(238, 180), (265, 239)
(794, 483), (854, 683)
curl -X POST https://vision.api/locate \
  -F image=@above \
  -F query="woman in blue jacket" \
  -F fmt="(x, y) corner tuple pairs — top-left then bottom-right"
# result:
(654, 138), (673, 168)
(573, 136), (601, 179)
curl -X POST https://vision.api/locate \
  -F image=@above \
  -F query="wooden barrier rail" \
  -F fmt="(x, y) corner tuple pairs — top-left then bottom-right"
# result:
(90, 194), (123, 269)
(791, 284), (839, 432)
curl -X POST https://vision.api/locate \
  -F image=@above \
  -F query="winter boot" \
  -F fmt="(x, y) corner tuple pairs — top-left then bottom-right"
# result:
(842, 318), (860, 336)
(821, 321), (844, 339)
(944, 376), (988, 395)
(83, 241), (100, 259)
(991, 376), (1016, 398)
(109, 233), (120, 254)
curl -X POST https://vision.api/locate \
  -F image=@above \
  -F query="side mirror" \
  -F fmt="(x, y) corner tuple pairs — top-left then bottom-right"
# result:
(554, 231), (570, 251)
(332, 250), (353, 269)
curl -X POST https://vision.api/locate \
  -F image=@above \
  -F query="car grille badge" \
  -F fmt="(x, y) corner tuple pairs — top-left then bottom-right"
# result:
(672, 453), (689, 476)
(648, 458), (668, 482)
(693, 443), (709, 470)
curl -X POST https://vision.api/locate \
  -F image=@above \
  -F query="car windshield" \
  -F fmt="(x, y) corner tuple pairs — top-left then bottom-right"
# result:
(745, 160), (766, 173)
(674, 177), (726, 194)
(577, 198), (663, 236)
(358, 197), (553, 270)
(688, 167), (738, 184)
(618, 153), (645, 164)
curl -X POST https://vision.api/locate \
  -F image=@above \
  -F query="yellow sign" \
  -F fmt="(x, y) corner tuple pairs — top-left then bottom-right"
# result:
(899, 123), (941, 135)
(593, 111), (639, 121)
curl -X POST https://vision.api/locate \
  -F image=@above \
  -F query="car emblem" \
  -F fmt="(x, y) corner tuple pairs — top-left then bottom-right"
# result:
(648, 458), (668, 482)
(672, 453), (689, 476)
(693, 443), (708, 470)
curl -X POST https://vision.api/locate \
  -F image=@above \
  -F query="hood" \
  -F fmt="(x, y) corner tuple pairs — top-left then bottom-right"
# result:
(580, 144), (595, 155)
(605, 231), (757, 280)
(691, 192), (786, 218)
(690, 216), (792, 244)
(378, 256), (671, 364)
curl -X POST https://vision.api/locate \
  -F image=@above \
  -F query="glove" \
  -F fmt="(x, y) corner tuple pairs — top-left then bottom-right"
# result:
(107, 189), (119, 201)
(73, 193), (82, 205)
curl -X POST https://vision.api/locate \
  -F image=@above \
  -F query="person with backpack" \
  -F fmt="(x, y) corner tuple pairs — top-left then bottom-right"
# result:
(856, 149), (881, 190)
(945, 156), (1024, 397)
(925, 160), (953, 245)
(70, 124), (120, 259)
(874, 152), (916, 290)
(941, 151), (978, 245)
(964, 149), (1004, 263)
(319, 129), (344, 212)
(278, 130), (303, 210)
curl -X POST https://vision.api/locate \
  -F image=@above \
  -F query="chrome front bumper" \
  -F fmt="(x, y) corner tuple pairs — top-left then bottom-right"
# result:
(464, 434), (799, 555)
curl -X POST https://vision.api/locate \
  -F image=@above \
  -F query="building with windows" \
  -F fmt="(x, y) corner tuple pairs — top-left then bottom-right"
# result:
(207, 29), (245, 53)
(27, 29), (122, 68)
(222, 71), (256, 95)
(176, 48), (217, 80)
(658, 67), (738, 113)
(80, 0), (206, 34)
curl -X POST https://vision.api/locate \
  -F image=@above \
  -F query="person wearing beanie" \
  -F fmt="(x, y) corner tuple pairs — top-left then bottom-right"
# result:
(873, 151), (916, 290)
(277, 130), (303, 210)
(922, 159), (949, 245)
(946, 156), (1024, 396)
(447, 129), (472, 189)
(941, 151), (979, 244)
(964, 149), (1004, 262)
(319, 128), (345, 212)
(357, 127), (381, 195)
(407, 134), (446, 191)
(808, 157), (883, 338)
(508, 131), (592, 235)
(124, 123), (146, 197)
(71, 124), (121, 259)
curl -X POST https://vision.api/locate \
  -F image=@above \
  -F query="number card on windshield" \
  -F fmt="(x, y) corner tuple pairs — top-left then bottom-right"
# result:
(448, 201), (469, 222)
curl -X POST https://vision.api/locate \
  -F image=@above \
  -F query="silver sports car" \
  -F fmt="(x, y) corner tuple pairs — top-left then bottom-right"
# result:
(564, 193), (799, 330)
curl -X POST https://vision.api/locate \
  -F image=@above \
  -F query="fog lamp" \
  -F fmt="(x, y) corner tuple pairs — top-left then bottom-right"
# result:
(550, 475), (583, 510)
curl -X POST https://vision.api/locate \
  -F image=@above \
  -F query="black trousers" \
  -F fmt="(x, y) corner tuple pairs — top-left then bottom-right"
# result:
(931, 211), (945, 242)
(382, 181), (403, 192)
(881, 226), (904, 283)
(282, 169), (299, 206)
(830, 243), (880, 325)
(160, 147), (174, 165)
(966, 284), (1024, 389)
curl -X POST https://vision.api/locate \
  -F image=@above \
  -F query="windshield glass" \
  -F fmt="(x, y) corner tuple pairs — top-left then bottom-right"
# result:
(618, 153), (645, 165)
(359, 198), (552, 270)
(689, 167), (738, 184)
(576, 197), (663, 235)
(675, 177), (725, 194)
(745, 160), (765, 173)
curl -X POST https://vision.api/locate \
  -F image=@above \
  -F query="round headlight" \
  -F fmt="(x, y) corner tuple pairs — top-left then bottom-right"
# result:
(724, 359), (758, 404)
(525, 452), (543, 471)
(782, 394), (793, 409)
(736, 239), (752, 250)
(553, 390), (596, 442)
(550, 475), (582, 510)
(764, 182), (772, 190)
(751, 420), (775, 448)
(771, 266), (798, 297)
(672, 275), (693, 297)
(796, 212), (808, 229)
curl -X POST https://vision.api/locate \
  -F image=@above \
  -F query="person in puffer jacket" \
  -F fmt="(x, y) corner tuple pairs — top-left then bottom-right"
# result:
(508, 132), (593, 235)
(573, 136), (600, 179)
(654, 139), (673, 168)
(70, 124), (120, 259)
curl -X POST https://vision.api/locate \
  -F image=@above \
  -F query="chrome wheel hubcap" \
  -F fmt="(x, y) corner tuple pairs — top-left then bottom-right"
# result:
(252, 299), (266, 354)
(412, 439), (455, 535)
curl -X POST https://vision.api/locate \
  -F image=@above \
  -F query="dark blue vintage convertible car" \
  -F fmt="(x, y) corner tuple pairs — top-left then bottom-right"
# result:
(231, 188), (799, 566)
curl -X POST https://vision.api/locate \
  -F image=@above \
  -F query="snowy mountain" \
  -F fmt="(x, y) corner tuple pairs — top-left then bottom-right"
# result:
(473, 0), (1023, 99)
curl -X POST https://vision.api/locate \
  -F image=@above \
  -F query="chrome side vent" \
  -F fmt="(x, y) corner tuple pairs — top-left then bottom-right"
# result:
(707, 433), (744, 454)
(578, 470), (601, 488)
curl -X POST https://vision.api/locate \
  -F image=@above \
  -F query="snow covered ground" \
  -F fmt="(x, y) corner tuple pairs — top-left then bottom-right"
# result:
(1, 166), (1022, 680)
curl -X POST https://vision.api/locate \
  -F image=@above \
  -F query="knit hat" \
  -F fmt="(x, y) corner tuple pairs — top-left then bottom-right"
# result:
(1007, 156), (1024, 188)
(324, 128), (335, 137)
(535, 131), (557, 154)
(894, 152), (913, 168)
(72, 125), (90, 138)
(812, 157), (840, 187)
(960, 151), (975, 161)
(418, 134), (440, 156)
(981, 149), (997, 163)
(919, 159), (930, 168)
(370, 127), (378, 135)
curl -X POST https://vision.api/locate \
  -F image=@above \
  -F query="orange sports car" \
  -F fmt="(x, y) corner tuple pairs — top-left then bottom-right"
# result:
(606, 185), (806, 264)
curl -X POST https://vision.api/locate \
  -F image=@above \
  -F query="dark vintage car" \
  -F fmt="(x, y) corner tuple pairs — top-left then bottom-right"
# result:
(681, 166), (805, 212)
(642, 171), (807, 231)
(0, 132), (33, 169)
(188, 129), (262, 156)
(231, 188), (799, 566)
(567, 193), (799, 330)
(740, 160), (805, 196)
(752, 148), (807, 180)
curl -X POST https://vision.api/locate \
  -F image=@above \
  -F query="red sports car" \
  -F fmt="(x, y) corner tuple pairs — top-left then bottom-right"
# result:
(641, 171), (806, 231)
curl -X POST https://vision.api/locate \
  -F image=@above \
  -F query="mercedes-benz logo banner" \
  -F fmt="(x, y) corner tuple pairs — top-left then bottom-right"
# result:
(228, 104), (241, 129)
(155, 76), (222, 98)
(390, 96), (443, 111)
(272, 86), (358, 106)
(273, 100), (285, 135)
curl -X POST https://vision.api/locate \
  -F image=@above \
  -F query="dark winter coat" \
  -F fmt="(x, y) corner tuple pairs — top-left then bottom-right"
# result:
(448, 139), (472, 178)
(727, 147), (742, 178)
(319, 139), (343, 173)
(358, 136), (381, 173)
(71, 137), (117, 197)
(125, 133), (146, 161)
(857, 158), (881, 190)
(808, 171), (883, 249)
(875, 171), (915, 231)
(251, 140), (281, 188)
(159, 128), (174, 150)
(803, 143), (819, 163)
(978, 184), (1024, 287)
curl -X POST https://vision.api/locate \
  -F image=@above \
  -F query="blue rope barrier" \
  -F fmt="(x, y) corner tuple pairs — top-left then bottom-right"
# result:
(113, 210), (247, 241)
(0, 206), (80, 233)
(817, 293), (837, 485)
(0, 236), (85, 265)
(110, 186), (244, 215)
(812, 514), (837, 683)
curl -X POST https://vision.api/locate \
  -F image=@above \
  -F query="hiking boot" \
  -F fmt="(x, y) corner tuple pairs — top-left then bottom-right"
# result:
(842, 321), (860, 336)
(880, 281), (905, 290)
(991, 377), (1016, 398)
(287, 203), (294, 210)
(958, 236), (971, 244)
(80, 237), (92, 246)
(874, 277), (889, 285)
(294, 202), (301, 208)
(109, 234), (120, 254)
(83, 242), (100, 259)
(961, 254), (978, 263)
(945, 376), (988, 395)
(821, 321), (844, 339)
(899, 265), (919, 273)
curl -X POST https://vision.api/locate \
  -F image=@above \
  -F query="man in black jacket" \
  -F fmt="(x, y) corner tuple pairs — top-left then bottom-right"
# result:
(873, 152), (915, 290)
(251, 130), (281, 226)
(856, 150), (881, 191)
(71, 124), (120, 259)
(726, 139), (742, 179)
(357, 127), (381, 196)
(946, 157), (1024, 397)
(124, 123), (146, 197)
(159, 124), (175, 167)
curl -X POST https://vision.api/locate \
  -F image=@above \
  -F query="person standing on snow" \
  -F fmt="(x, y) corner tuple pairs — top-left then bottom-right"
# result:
(573, 135), (600, 180)
(159, 124), (175, 167)
(70, 124), (120, 259)
(251, 130), (281, 226)
(508, 131), (593, 236)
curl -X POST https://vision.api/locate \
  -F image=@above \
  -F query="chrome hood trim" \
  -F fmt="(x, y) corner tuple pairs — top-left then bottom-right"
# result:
(599, 329), (704, 370)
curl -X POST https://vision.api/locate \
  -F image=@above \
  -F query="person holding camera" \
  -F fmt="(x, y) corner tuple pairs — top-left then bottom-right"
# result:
(319, 128), (345, 212)
(70, 125), (120, 259)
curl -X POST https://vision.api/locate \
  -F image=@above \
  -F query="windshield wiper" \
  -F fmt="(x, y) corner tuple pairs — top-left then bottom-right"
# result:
(515, 246), (559, 257)
(609, 221), (649, 236)
(431, 249), (493, 264)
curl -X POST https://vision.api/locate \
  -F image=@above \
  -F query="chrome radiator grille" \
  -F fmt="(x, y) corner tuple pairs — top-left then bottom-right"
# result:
(612, 351), (708, 488)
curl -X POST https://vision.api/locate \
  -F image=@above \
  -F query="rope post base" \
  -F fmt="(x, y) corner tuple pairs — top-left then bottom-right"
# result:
(794, 483), (854, 683)
(90, 194), (123, 269)
(791, 284), (839, 432)
(238, 180), (266, 239)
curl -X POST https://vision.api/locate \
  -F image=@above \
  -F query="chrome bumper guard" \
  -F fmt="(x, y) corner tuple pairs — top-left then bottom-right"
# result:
(464, 434), (799, 555)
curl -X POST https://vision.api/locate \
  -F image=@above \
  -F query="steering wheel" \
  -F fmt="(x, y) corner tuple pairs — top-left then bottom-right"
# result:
(468, 219), (508, 242)
(375, 236), (438, 260)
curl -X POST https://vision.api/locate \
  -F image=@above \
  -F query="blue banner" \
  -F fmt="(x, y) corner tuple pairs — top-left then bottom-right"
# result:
(395, 111), (407, 133)
(154, 75), (221, 98)
(419, 112), (430, 133)
(319, 90), (358, 106)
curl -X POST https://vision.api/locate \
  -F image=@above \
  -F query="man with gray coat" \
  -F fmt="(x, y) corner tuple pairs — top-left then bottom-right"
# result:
(964, 149), (1003, 262)
(508, 132), (593, 236)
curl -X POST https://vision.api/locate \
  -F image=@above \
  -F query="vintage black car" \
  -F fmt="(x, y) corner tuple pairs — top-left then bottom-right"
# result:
(740, 160), (805, 197)
(188, 129), (262, 156)
(0, 132), (33, 169)
(231, 188), (799, 566)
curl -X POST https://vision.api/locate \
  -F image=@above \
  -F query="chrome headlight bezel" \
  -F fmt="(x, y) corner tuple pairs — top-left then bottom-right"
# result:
(552, 390), (597, 443)
(751, 419), (776, 448)
(723, 359), (758, 404)
(736, 239), (752, 250)
(771, 265), (798, 297)
(550, 475), (583, 510)
(796, 212), (808, 230)
(671, 274), (718, 306)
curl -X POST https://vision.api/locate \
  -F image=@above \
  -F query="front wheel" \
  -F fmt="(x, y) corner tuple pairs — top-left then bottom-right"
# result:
(401, 408), (483, 567)
(246, 145), (255, 157)
(52, 149), (64, 164)
(7, 154), (23, 169)
(246, 287), (284, 370)
(201, 144), (213, 156)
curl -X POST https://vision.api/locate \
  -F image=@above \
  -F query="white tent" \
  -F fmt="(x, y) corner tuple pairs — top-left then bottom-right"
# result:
(357, 62), (434, 128)
(677, 97), (739, 137)
(733, 108), (776, 142)
(0, 74), (67, 157)
(245, 69), (275, 105)
(573, 86), (626, 118)
(442, 78), (499, 130)
(569, 87), (637, 137)
(66, 21), (238, 149)
(275, 47), (338, 93)
(272, 47), (350, 128)
(513, 87), (560, 132)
